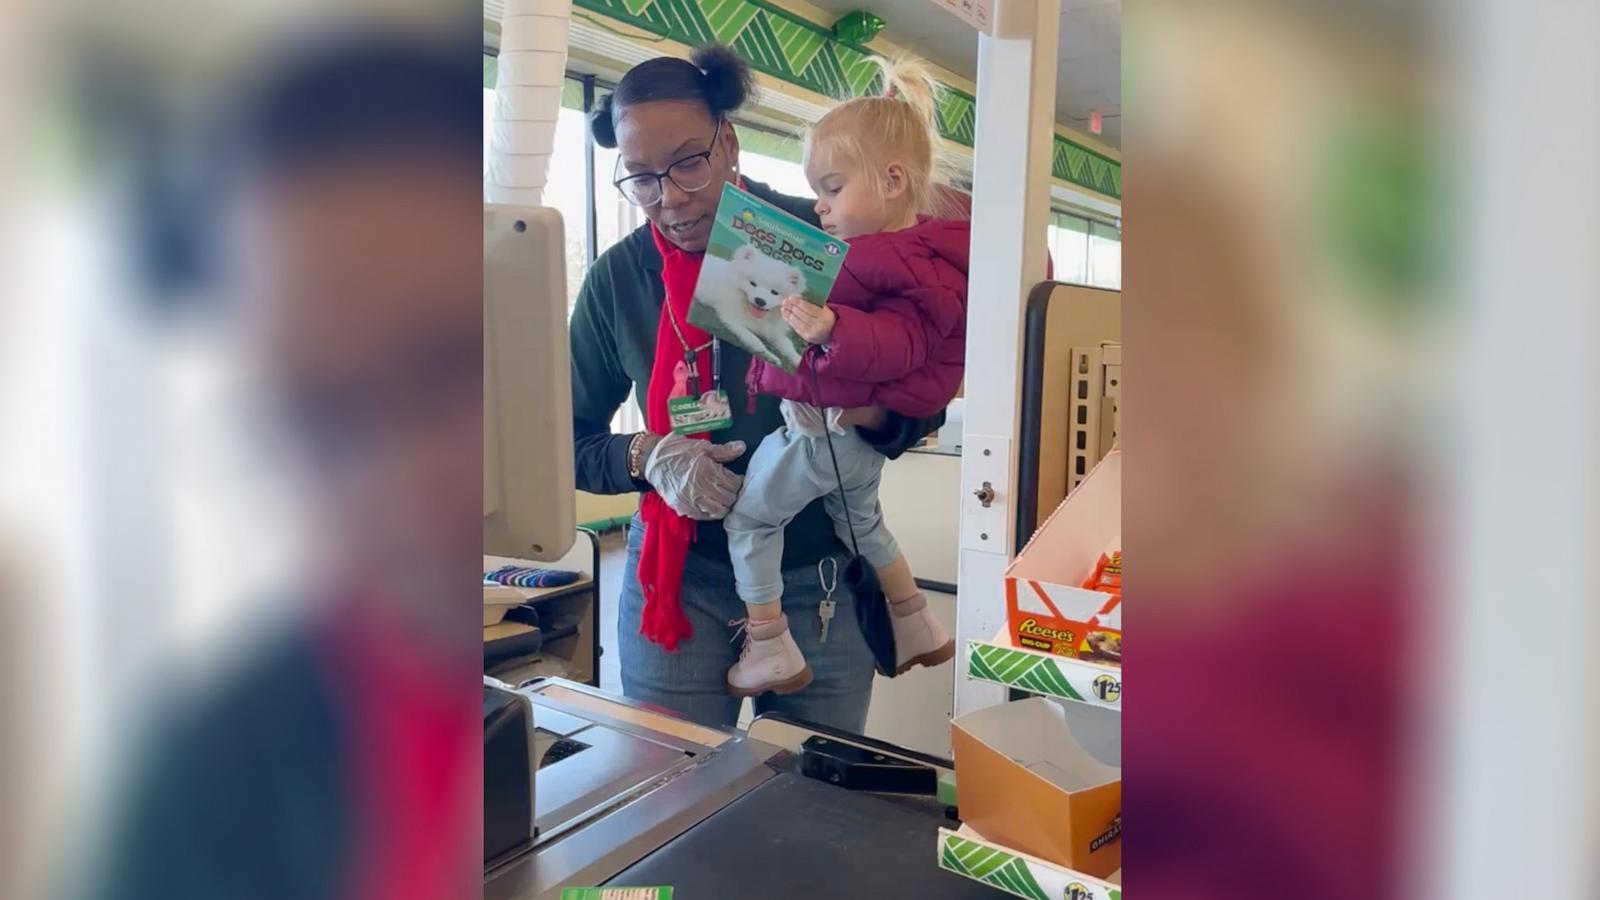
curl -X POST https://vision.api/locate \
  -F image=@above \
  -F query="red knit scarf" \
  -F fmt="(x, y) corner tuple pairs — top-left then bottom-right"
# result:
(638, 223), (716, 650)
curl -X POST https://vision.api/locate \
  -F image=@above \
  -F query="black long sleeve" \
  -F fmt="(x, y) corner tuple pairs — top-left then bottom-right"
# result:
(569, 251), (645, 495)
(572, 418), (641, 495)
(858, 409), (946, 460)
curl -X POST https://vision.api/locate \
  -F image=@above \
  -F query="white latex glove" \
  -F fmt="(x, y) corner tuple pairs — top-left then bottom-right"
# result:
(780, 400), (846, 438)
(643, 433), (747, 520)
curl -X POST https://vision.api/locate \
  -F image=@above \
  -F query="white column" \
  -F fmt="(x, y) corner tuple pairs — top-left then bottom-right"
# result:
(954, 0), (1061, 717)
(486, 0), (572, 206)
(1434, 0), (1600, 896)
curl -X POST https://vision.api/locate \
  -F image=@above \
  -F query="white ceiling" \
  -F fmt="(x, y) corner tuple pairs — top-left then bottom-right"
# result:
(800, 0), (1121, 148)
(1056, 0), (1121, 148)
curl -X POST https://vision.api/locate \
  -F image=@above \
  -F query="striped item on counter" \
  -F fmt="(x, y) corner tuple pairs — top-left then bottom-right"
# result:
(485, 566), (580, 589)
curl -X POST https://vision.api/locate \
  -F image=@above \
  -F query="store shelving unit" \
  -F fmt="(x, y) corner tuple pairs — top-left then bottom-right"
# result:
(942, 1), (1123, 895)
(946, 632), (1124, 897)
(967, 629), (1123, 710)
(937, 826), (1121, 900)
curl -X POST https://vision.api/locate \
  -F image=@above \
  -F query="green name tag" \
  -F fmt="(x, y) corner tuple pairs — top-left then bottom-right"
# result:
(668, 389), (733, 435)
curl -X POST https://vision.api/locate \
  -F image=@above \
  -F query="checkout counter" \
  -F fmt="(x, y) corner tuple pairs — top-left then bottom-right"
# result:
(485, 678), (1000, 899)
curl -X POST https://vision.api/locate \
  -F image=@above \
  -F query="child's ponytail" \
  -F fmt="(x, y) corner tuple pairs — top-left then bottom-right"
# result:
(873, 54), (941, 137)
(807, 53), (962, 220)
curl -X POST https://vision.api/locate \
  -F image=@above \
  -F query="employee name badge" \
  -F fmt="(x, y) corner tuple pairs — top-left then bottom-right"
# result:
(668, 390), (733, 434)
(668, 341), (732, 434)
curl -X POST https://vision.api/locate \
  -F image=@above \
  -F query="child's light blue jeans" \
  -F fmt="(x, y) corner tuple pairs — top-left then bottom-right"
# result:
(617, 516), (876, 730)
(724, 402), (903, 606)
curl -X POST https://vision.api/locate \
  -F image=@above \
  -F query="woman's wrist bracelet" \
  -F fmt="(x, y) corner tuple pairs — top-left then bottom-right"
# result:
(627, 432), (654, 481)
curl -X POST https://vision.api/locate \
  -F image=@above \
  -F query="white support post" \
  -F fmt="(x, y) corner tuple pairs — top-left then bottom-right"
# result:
(486, 0), (573, 206)
(1434, 1), (1600, 896)
(955, 0), (1061, 717)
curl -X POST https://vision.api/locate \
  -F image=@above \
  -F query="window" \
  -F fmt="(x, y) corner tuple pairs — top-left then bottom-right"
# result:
(483, 77), (591, 314)
(736, 124), (811, 198)
(1047, 214), (1090, 285)
(1047, 210), (1120, 289)
(737, 152), (811, 198)
(592, 140), (645, 259)
(1088, 220), (1122, 289)
(543, 103), (594, 311)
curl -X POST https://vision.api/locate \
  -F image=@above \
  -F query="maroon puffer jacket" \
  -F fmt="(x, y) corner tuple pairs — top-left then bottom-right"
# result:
(747, 215), (969, 417)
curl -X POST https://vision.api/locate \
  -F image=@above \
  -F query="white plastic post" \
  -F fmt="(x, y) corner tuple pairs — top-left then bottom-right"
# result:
(1434, 1), (1600, 896)
(954, 0), (1061, 717)
(486, 0), (572, 206)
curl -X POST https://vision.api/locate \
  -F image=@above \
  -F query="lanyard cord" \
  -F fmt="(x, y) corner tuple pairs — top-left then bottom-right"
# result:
(664, 298), (721, 392)
(663, 298), (713, 356)
(808, 358), (860, 558)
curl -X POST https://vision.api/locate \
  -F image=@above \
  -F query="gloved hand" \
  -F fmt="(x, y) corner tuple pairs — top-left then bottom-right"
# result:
(643, 433), (747, 520)
(780, 400), (845, 438)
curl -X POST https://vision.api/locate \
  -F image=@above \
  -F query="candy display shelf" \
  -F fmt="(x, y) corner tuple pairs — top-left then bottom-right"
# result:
(966, 630), (1123, 711)
(937, 826), (1121, 900)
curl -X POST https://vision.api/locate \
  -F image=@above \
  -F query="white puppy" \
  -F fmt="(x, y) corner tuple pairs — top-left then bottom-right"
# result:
(694, 244), (806, 369)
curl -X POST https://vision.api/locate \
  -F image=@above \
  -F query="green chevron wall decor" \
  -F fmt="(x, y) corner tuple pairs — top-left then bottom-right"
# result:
(571, 0), (1120, 199)
(1053, 135), (1120, 199)
(577, 0), (889, 98)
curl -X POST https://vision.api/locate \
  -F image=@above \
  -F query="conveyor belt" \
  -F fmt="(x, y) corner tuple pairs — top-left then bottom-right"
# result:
(608, 771), (997, 899)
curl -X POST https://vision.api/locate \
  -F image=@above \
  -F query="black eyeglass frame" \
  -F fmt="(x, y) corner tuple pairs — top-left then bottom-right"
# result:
(611, 119), (726, 208)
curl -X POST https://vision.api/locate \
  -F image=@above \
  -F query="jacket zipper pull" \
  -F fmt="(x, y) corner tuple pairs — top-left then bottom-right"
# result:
(805, 346), (829, 406)
(803, 345), (822, 404)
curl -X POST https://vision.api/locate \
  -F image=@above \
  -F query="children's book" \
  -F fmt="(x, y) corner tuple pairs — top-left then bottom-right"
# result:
(687, 181), (849, 372)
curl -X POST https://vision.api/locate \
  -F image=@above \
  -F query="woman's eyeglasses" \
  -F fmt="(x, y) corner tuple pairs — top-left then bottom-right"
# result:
(612, 120), (723, 208)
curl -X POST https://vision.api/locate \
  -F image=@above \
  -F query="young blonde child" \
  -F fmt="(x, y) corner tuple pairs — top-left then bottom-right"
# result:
(722, 57), (968, 696)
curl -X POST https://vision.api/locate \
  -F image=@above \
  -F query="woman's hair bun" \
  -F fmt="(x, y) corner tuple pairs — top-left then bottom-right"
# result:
(691, 44), (755, 118)
(589, 93), (618, 148)
(602, 46), (751, 136)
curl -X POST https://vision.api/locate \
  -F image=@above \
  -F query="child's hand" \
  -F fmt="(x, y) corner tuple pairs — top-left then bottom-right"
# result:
(782, 295), (836, 345)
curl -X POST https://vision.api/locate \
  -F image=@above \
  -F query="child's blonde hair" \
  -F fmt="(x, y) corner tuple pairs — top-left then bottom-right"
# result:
(804, 55), (960, 219)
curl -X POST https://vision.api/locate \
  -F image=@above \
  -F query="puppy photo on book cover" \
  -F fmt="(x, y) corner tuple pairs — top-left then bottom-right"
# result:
(689, 182), (849, 372)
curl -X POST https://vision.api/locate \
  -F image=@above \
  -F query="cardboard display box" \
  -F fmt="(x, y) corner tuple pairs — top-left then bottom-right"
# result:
(1006, 449), (1121, 665)
(951, 698), (1121, 878)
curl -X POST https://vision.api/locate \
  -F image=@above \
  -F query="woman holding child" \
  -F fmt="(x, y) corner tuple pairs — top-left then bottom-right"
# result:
(568, 44), (967, 730)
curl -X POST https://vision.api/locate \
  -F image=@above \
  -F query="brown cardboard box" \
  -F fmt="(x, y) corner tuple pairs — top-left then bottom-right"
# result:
(1006, 449), (1121, 665)
(951, 698), (1122, 877)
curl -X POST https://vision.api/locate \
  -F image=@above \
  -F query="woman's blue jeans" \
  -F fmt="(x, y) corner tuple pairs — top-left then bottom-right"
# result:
(616, 517), (876, 731)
